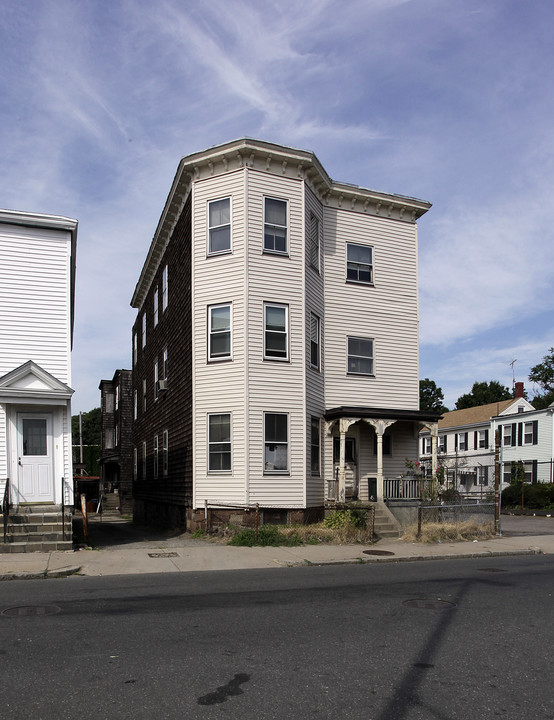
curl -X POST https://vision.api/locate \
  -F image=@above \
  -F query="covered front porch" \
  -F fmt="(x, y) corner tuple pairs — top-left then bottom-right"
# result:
(324, 406), (441, 503)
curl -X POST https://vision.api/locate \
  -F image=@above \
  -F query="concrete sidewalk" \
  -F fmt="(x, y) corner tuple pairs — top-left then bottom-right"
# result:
(1, 514), (553, 580)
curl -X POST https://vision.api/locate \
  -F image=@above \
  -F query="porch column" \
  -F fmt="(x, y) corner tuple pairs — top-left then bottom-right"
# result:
(420, 421), (439, 475)
(338, 417), (357, 503)
(365, 419), (396, 501)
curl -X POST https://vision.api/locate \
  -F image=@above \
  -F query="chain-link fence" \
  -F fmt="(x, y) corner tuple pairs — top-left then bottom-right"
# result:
(417, 502), (495, 537)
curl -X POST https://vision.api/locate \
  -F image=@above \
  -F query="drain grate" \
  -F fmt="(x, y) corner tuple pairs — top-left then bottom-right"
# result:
(363, 549), (395, 556)
(148, 552), (179, 558)
(403, 599), (456, 610)
(2, 605), (61, 617)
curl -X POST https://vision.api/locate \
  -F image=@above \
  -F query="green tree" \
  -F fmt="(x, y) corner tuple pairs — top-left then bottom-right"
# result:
(419, 378), (448, 413)
(529, 347), (554, 409)
(455, 380), (511, 410)
(71, 407), (101, 445)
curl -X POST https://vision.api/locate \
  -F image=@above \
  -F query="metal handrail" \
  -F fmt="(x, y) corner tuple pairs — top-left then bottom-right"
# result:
(2, 478), (10, 544)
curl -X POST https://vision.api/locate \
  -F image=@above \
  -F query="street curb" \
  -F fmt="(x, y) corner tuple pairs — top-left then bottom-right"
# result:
(0, 566), (82, 581)
(285, 548), (542, 567)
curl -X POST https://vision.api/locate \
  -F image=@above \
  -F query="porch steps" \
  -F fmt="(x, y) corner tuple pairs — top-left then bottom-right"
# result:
(100, 493), (121, 516)
(0, 505), (73, 553)
(373, 502), (402, 539)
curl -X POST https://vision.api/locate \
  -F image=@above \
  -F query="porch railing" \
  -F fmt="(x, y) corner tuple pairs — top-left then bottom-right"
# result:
(326, 475), (425, 502)
(2, 478), (10, 544)
(384, 476), (424, 500)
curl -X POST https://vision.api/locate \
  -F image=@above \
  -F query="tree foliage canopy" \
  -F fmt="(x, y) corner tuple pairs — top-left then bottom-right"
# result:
(419, 378), (448, 413)
(529, 347), (554, 409)
(455, 380), (512, 410)
(71, 407), (101, 446)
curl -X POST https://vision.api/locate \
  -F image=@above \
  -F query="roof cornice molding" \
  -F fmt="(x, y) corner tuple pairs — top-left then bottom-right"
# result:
(131, 138), (432, 308)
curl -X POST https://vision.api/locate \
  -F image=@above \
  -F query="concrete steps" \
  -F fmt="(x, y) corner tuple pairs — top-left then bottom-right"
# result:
(373, 502), (402, 539)
(0, 505), (73, 553)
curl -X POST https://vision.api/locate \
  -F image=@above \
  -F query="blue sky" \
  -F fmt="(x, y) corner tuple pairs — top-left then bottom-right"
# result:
(1, 0), (553, 413)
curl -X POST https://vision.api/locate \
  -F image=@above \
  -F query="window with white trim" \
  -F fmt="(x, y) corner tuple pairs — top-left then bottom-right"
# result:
(347, 336), (374, 375)
(208, 414), (231, 472)
(163, 347), (168, 380)
(311, 417), (320, 475)
(264, 303), (288, 360)
(142, 441), (147, 480)
(309, 212), (320, 271)
(153, 435), (159, 479)
(142, 313), (147, 348)
(477, 429), (488, 448)
(133, 448), (137, 481)
(477, 466), (489, 486)
(310, 313), (320, 370)
(422, 436), (432, 455)
(162, 265), (168, 311)
(208, 304), (231, 360)
(154, 288), (159, 327)
(457, 432), (468, 451)
(163, 430), (169, 476)
(115, 385), (119, 410)
(264, 197), (287, 254)
(208, 198), (231, 255)
(346, 243), (373, 284)
(264, 413), (289, 473)
(142, 379), (147, 413)
(154, 359), (159, 400)
(133, 389), (137, 420)
(133, 332), (137, 365)
(524, 421), (535, 445)
(503, 424), (513, 446)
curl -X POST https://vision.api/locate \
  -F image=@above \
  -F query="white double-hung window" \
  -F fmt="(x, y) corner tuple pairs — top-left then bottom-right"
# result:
(264, 198), (288, 254)
(264, 303), (288, 360)
(208, 304), (232, 360)
(347, 337), (374, 375)
(208, 198), (231, 255)
(346, 243), (373, 284)
(208, 414), (232, 472)
(310, 313), (320, 370)
(264, 412), (289, 473)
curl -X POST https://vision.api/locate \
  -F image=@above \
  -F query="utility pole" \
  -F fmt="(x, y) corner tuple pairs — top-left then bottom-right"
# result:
(494, 429), (501, 536)
(79, 411), (83, 465)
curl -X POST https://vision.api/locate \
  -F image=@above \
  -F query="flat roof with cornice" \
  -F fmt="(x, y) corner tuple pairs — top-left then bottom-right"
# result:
(131, 138), (432, 309)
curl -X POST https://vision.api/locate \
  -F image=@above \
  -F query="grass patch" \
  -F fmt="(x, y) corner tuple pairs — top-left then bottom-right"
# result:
(402, 520), (495, 543)
(224, 515), (375, 547)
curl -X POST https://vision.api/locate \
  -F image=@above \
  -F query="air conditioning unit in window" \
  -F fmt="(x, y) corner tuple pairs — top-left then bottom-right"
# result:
(156, 379), (168, 393)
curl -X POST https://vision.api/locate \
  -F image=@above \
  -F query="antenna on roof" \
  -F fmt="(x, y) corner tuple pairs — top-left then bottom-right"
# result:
(509, 359), (517, 391)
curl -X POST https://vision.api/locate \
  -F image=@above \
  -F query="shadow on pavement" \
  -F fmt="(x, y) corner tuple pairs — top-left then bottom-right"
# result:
(73, 513), (203, 550)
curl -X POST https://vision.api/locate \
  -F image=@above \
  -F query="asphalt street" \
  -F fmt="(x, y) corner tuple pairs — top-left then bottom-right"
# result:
(0, 554), (552, 720)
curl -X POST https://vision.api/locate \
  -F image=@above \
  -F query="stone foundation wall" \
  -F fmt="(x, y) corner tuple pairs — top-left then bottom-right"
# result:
(187, 506), (324, 532)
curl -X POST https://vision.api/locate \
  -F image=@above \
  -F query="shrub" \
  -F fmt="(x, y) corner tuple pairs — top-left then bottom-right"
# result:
(502, 481), (554, 510)
(228, 525), (302, 547)
(323, 508), (368, 529)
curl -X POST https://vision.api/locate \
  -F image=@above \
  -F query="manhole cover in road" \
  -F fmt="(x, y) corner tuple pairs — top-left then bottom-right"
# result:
(148, 552), (179, 558)
(363, 550), (395, 556)
(2, 605), (61, 617)
(403, 599), (457, 610)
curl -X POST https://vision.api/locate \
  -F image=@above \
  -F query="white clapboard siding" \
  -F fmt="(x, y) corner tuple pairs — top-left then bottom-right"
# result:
(192, 171), (249, 505)
(499, 412), (553, 483)
(323, 207), (419, 410)
(246, 170), (306, 507)
(0, 225), (71, 384)
(304, 186), (326, 506)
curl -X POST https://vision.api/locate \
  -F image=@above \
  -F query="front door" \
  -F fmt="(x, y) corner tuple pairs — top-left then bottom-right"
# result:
(17, 413), (54, 503)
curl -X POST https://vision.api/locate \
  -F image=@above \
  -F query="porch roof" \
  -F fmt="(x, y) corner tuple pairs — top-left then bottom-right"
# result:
(324, 406), (442, 423)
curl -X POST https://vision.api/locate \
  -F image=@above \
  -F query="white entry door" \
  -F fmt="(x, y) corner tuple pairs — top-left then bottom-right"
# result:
(17, 413), (54, 503)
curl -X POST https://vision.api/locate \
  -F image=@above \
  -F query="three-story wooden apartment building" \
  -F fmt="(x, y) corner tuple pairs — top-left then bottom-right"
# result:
(130, 139), (438, 529)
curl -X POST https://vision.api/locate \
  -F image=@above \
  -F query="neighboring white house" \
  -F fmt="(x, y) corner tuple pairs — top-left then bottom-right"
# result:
(419, 384), (542, 495)
(0, 209), (77, 510)
(129, 138), (438, 529)
(493, 403), (554, 485)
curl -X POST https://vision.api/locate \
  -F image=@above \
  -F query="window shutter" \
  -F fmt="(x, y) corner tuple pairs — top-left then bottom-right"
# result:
(517, 423), (523, 446)
(532, 460), (538, 484)
(483, 466), (489, 486)
(473, 431), (477, 449)
(444, 435), (447, 452)
(499, 426), (502, 446)
(455, 434), (458, 450)
(464, 432), (468, 449)
(511, 424), (517, 446)
(532, 420), (538, 445)
(484, 429), (489, 448)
